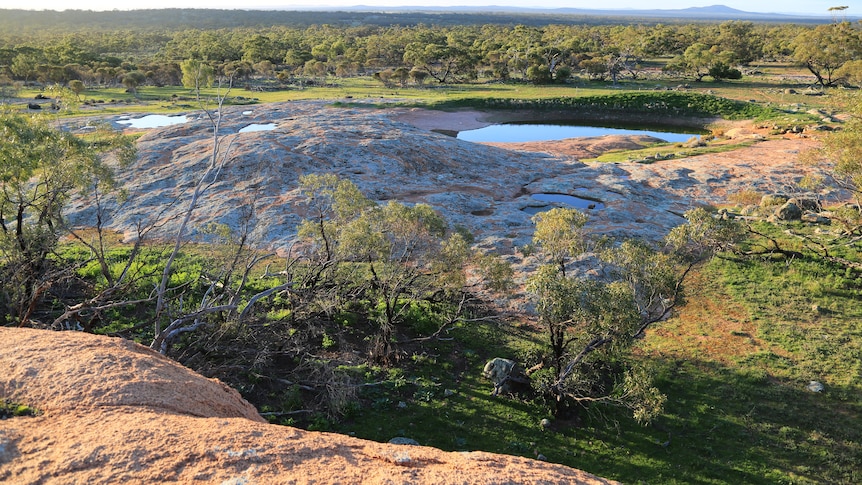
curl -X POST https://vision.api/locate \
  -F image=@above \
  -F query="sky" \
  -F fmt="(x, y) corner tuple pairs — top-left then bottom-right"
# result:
(0, 0), (844, 16)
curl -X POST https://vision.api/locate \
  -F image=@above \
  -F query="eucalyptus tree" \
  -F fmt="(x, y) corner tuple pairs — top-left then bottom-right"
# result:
(836, 59), (862, 87)
(667, 42), (737, 82)
(643, 23), (689, 57)
(793, 22), (862, 87)
(10, 49), (40, 84)
(504, 25), (545, 80)
(526, 207), (742, 420)
(761, 24), (804, 61)
(68, 80), (85, 100)
(164, 29), (242, 63)
(715, 21), (763, 65)
(361, 28), (406, 70)
(805, 95), (862, 232)
(472, 24), (510, 80)
(180, 59), (214, 92)
(403, 42), (470, 84)
(606, 25), (650, 80)
(241, 34), (282, 65)
(297, 175), (469, 362)
(0, 110), (134, 326)
(122, 70), (147, 94)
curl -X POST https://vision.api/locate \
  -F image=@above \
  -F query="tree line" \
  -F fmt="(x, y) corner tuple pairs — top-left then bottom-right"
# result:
(1, 19), (861, 89)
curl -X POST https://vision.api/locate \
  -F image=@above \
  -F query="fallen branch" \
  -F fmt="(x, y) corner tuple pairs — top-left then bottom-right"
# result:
(151, 304), (236, 353)
(259, 410), (314, 417)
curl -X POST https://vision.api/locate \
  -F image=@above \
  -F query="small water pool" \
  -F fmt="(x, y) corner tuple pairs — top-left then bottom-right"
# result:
(116, 114), (188, 129)
(239, 123), (277, 133)
(523, 193), (604, 215)
(459, 122), (702, 143)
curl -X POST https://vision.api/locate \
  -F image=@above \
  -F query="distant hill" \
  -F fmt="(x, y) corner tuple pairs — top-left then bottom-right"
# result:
(339, 4), (835, 21)
(0, 5), (840, 33)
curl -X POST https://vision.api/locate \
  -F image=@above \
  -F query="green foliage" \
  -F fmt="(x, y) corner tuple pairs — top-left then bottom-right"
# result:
(0, 110), (133, 325)
(665, 207), (745, 263)
(708, 62), (742, 81)
(476, 252), (515, 293)
(793, 22), (862, 87)
(433, 91), (778, 121)
(298, 174), (470, 361)
(180, 59), (214, 91)
(1, 399), (39, 418)
(0, 12), (845, 99)
(329, 220), (862, 484)
(811, 94), (862, 206)
(526, 208), (743, 421)
(321, 331), (337, 350)
(3, 14), (858, 483)
(836, 59), (862, 87)
(531, 208), (589, 275)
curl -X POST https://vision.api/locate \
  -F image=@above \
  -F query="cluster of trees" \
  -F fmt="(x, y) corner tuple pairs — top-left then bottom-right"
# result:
(0, 102), (742, 421)
(1, 19), (861, 89)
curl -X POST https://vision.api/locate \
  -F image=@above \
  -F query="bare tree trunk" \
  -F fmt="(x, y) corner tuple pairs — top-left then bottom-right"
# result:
(153, 77), (234, 342)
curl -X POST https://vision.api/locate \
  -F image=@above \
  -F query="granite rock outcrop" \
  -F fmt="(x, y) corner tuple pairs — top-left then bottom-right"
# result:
(64, 101), (821, 254)
(0, 327), (617, 484)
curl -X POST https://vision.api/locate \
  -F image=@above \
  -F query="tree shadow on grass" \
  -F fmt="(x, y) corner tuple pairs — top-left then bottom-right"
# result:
(576, 357), (862, 484)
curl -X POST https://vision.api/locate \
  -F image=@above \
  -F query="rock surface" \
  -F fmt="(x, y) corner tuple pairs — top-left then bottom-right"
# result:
(64, 102), (828, 254)
(0, 327), (616, 484)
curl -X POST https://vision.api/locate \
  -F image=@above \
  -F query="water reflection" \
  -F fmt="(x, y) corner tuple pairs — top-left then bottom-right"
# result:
(459, 123), (701, 143)
(239, 123), (277, 133)
(116, 114), (188, 129)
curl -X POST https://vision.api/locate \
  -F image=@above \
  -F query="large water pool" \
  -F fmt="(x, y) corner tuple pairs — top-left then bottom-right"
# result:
(458, 122), (703, 143)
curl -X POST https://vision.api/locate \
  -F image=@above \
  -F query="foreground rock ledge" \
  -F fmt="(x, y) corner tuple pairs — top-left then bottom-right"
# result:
(0, 328), (616, 484)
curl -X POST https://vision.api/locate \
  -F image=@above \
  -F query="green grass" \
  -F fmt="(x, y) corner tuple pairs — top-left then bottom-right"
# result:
(1, 399), (40, 418)
(427, 91), (782, 120)
(586, 139), (759, 163)
(14, 74), (827, 128)
(320, 227), (862, 484)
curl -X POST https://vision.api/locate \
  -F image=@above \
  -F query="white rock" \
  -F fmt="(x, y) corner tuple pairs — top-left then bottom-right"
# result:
(806, 381), (825, 393)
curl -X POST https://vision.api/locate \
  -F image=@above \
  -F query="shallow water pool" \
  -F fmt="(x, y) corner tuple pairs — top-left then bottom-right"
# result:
(239, 123), (277, 133)
(116, 114), (188, 129)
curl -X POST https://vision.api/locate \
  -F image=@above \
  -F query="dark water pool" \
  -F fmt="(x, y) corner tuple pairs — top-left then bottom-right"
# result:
(523, 193), (604, 215)
(458, 122), (703, 143)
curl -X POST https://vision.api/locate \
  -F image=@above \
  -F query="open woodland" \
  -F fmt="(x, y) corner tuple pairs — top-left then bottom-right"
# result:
(2, 9), (862, 484)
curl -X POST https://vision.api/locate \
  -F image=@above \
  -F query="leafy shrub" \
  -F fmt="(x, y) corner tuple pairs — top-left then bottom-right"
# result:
(709, 62), (743, 81)
(401, 301), (442, 335)
(1, 399), (39, 418)
(477, 253), (515, 293)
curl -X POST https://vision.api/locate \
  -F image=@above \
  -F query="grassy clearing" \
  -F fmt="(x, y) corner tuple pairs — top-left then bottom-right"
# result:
(584, 139), (759, 163)
(13, 70), (831, 126)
